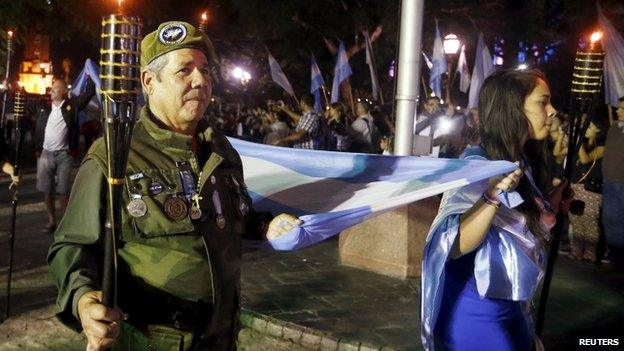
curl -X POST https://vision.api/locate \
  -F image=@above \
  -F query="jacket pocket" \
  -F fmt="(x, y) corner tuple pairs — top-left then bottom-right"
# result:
(124, 168), (195, 239)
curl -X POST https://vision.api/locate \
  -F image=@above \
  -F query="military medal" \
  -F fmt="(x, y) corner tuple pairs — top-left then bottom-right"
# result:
(149, 181), (164, 195)
(212, 190), (226, 229)
(127, 195), (148, 218)
(164, 195), (188, 221)
(190, 194), (203, 220)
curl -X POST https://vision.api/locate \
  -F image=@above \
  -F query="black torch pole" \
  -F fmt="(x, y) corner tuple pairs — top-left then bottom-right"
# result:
(2, 89), (24, 322)
(536, 34), (605, 336)
(0, 30), (14, 136)
(99, 13), (142, 307)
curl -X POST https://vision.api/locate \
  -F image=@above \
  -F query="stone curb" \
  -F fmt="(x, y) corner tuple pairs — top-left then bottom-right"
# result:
(240, 309), (397, 351)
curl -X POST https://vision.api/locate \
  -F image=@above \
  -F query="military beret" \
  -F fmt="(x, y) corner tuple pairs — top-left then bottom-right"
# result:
(140, 21), (217, 68)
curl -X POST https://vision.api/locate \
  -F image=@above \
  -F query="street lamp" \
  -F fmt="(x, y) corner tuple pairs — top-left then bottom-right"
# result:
(443, 34), (460, 55)
(231, 66), (251, 85)
(443, 33), (461, 105)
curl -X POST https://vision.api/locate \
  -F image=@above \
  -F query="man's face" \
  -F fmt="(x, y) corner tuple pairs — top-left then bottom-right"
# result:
(355, 102), (366, 116)
(144, 48), (213, 126)
(50, 81), (67, 102)
(617, 101), (624, 121)
(425, 98), (439, 113)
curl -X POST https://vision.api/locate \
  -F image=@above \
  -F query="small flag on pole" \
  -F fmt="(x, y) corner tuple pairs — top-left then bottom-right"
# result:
(268, 52), (296, 97)
(429, 23), (447, 98)
(468, 34), (495, 109)
(331, 41), (353, 103)
(311, 54), (325, 112)
(456, 45), (471, 93)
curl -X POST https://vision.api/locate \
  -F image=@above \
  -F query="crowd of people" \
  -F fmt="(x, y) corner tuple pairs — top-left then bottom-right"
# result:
(0, 19), (623, 351)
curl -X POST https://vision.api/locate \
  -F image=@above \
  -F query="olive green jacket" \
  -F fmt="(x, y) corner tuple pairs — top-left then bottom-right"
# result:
(48, 106), (261, 343)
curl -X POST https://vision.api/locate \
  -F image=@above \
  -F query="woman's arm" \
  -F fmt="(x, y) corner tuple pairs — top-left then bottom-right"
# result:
(578, 144), (605, 164)
(450, 167), (523, 259)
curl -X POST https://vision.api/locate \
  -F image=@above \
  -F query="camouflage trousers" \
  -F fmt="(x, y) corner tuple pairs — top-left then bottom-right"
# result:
(114, 323), (235, 351)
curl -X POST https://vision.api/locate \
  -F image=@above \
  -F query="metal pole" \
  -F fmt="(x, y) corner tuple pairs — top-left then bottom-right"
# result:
(3, 89), (24, 322)
(1, 30), (14, 132)
(393, 0), (425, 156)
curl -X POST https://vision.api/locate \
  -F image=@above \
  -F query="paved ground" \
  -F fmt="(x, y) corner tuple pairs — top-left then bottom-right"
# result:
(1, 147), (623, 350)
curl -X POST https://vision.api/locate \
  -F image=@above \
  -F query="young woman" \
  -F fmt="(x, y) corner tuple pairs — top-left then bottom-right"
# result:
(568, 119), (606, 261)
(421, 69), (566, 351)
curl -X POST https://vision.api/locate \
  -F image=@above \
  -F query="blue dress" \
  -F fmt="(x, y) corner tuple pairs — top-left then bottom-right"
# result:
(434, 251), (531, 351)
(421, 146), (549, 351)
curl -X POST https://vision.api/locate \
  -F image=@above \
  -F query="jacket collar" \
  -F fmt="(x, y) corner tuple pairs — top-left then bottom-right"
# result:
(140, 106), (214, 150)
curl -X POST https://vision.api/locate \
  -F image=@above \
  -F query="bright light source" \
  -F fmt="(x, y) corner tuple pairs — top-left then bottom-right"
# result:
(517, 63), (528, 70)
(231, 66), (251, 84)
(0, 83), (4, 90)
(17, 81), (24, 88)
(590, 31), (602, 43)
(456, 106), (461, 111)
(443, 34), (461, 55)
(438, 117), (453, 134)
(494, 56), (504, 66)
(201, 12), (208, 21)
(67, 84), (72, 89)
(430, 92), (436, 97)
(7, 30), (13, 38)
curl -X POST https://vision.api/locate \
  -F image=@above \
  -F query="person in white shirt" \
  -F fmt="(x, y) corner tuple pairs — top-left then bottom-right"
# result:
(350, 101), (380, 153)
(32, 78), (95, 231)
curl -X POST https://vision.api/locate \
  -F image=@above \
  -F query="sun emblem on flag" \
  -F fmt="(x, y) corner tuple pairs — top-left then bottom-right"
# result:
(158, 23), (187, 45)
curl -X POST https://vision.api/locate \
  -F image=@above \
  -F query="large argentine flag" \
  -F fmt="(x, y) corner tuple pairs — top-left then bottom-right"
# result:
(230, 138), (516, 251)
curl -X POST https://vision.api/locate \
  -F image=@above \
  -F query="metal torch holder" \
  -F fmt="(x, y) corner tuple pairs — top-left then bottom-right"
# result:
(99, 14), (142, 308)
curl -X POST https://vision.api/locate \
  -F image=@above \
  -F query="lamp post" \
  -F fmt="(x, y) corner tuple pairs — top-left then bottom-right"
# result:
(443, 33), (460, 105)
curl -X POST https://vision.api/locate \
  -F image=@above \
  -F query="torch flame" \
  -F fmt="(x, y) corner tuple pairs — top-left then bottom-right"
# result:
(590, 31), (602, 43)
(7, 30), (13, 38)
(201, 12), (208, 21)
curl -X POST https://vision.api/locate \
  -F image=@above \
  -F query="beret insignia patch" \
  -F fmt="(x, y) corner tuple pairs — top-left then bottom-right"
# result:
(158, 23), (187, 45)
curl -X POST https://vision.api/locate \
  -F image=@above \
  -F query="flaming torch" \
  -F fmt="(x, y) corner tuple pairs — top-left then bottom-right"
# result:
(99, 9), (142, 307)
(199, 11), (209, 32)
(536, 31), (605, 335)
(3, 87), (25, 321)
(1, 29), (15, 131)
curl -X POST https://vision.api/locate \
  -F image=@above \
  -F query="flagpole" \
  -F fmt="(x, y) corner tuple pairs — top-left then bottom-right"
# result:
(393, 0), (425, 155)
(320, 86), (330, 109)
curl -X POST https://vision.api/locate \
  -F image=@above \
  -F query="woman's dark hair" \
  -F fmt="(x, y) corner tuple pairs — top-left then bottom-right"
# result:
(478, 69), (553, 241)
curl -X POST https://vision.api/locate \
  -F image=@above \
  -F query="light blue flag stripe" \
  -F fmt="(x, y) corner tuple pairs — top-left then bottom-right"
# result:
(229, 138), (517, 251)
(468, 34), (495, 109)
(331, 41), (352, 103)
(268, 52), (296, 97)
(311, 55), (325, 112)
(429, 24), (447, 98)
(598, 4), (624, 107)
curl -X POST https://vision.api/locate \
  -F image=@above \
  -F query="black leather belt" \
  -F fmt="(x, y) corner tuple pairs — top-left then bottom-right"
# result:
(121, 287), (213, 332)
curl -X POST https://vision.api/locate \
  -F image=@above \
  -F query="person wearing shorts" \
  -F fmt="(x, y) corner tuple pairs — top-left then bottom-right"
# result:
(33, 78), (95, 231)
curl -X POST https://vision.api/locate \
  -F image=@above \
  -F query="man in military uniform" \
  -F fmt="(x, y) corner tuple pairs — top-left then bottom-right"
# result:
(48, 21), (300, 351)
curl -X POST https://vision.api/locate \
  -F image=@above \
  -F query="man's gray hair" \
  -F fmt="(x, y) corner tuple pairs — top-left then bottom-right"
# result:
(141, 53), (169, 102)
